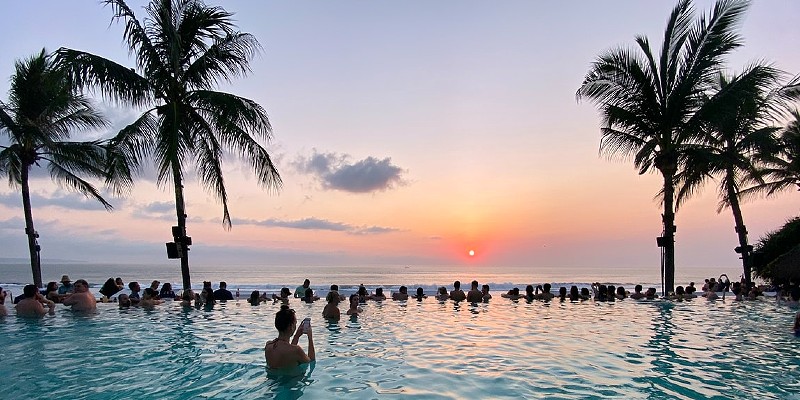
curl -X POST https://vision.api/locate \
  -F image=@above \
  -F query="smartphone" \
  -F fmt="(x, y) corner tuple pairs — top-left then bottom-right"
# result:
(301, 317), (311, 332)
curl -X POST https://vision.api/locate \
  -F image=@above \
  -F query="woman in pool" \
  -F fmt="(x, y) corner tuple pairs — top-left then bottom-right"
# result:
(524, 285), (535, 301)
(501, 287), (523, 300)
(436, 287), (449, 301)
(481, 284), (492, 302)
(302, 288), (320, 303)
(370, 287), (386, 301)
(346, 294), (361, 316)
(322, 292), (341, 320)
(248, 290), (262, 306)
(159, 283), (176, 300)
(265, 305), (315, 369)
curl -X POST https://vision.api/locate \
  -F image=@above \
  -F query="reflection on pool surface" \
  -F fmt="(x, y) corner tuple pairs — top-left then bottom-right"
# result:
(1, 297), (799, 399)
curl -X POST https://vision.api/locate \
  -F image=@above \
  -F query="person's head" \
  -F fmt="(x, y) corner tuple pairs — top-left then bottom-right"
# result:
(598, 285), (608, 296)
(129, 281), (140, 292)
(274, 305), (296, 333)
(525, 285), (534, 295)
(634, 284), (643, 293)
(471, 280), (479, 289)
(482, 284), (490, 294)
(143, 288), (156, 299)
(416, 287), (424, 296)
(303, 279), (310, 288)
(74, 279), (89, 292)
(438, 286), (447, 295)
(304, 288), (314, 299)
(689, 282), (695, 287)
(358, 285), (367, 296)
(511, 287), (520, 296)
(570, 286), (579, 296)
(543, 283), (552, 293)
(115, 277), (123, 286)
(162, 282), (172, 292)
(375, 287), (384, 296)
(350, 293), (359, 307)
(46, 281), (58, 292)
(399, 286), (407, 294)
(330, 284), (339, 292)
(453, 281), (461, 290)
(607, 285), (616, 296)
(60, 275), (72, 286)
(219, 281), (227, 289)
(580, 287), (590, 297)
(646, 287), (656, 296)
(150, 280), (160, 290)
(617, 286), (626, 297)
(559, 286), (567, 297)
(203, 281), (212, 289)
(249, 290), (261, 304)
(326, 291), (340, 304)
(676, 286), (685, 295)
(118, 293), (131, 307)
(182, 289), (194, 301)
(280, 287), (291, 298)
(23, 284), (38, 298)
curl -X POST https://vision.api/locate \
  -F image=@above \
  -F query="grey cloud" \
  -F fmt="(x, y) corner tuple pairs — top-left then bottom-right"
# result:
(232, 216), (398, 235)
(293, 150), (406, 193)
(0, 190), (119, 211)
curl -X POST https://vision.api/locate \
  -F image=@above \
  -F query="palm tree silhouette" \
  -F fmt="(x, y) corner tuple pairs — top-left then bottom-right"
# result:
(577, 0), (749, 293)
(58, 0), (282, 290)
(0, 49), (113, 287)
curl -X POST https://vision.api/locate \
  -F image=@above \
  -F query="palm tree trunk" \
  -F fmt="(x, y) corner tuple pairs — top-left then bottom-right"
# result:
(172, 164), (191, 291)
(662, 171), (676, 294)
(21, 165), (43, 288)
(726, 184), (751, 287)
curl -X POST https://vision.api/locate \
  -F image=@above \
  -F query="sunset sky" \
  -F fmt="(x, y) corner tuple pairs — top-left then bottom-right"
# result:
(0, 1), (798, 275)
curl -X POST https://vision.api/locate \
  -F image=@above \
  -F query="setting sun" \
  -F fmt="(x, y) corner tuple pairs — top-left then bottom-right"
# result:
(468, 250), (475, 257)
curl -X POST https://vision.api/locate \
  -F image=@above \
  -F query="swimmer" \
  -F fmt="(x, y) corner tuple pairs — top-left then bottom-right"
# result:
(15, 284), (55, 317)
(322, 292), (341, 320)
(346, 294), (361, 316)
(63, 279), (97, 312)
(264, 305), (315, 369)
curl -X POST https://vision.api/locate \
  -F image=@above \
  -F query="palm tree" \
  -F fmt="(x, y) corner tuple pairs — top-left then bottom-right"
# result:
(57, 0), (282, 290)
(675, 64), (787, 287)
(744, 110), (800, 198)
(576, 0), (749, 293)
(0, 49), (112, 288)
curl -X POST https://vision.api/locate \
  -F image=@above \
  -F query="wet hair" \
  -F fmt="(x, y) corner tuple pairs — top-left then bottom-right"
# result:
(46, 281), (59, 293)
(453, 281), (461, 290)
(249, 290), (261, 305)
(23, 284), (38, 298)
(274, 305), (296, 332)
(326, 291), (340, 303)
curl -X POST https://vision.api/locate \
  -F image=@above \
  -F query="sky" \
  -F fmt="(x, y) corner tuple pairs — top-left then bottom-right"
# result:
(0, 1), (799, 277)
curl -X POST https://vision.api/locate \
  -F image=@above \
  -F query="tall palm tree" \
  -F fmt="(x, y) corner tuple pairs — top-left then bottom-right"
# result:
(675, 64), (786, 287)
(576, 0), (749, 293)
(0, 49), (112, 288)
(57, 0), (282, 290)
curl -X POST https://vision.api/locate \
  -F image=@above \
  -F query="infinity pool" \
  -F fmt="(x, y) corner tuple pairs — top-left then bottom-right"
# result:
(1, 297), (798, 399)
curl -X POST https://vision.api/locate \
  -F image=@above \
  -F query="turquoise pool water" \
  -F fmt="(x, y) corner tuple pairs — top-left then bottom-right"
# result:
(1, 297), (798, 399)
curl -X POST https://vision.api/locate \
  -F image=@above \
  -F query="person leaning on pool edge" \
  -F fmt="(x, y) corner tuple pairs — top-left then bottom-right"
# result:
(264, 305), (315, 369)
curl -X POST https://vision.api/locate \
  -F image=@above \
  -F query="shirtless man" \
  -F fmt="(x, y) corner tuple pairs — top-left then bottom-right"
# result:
(450, 281), (466, 302)
(63, 279), (97, 312)
(15, 284), (55, 317)
(466, 280), (482, 302)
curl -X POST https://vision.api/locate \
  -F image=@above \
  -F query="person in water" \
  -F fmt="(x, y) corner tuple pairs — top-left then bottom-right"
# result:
(794, 312), (800, 335)
(63, 279), (97, 312)
(322, 292), (341, 320)
(264, 305), (315, 369)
